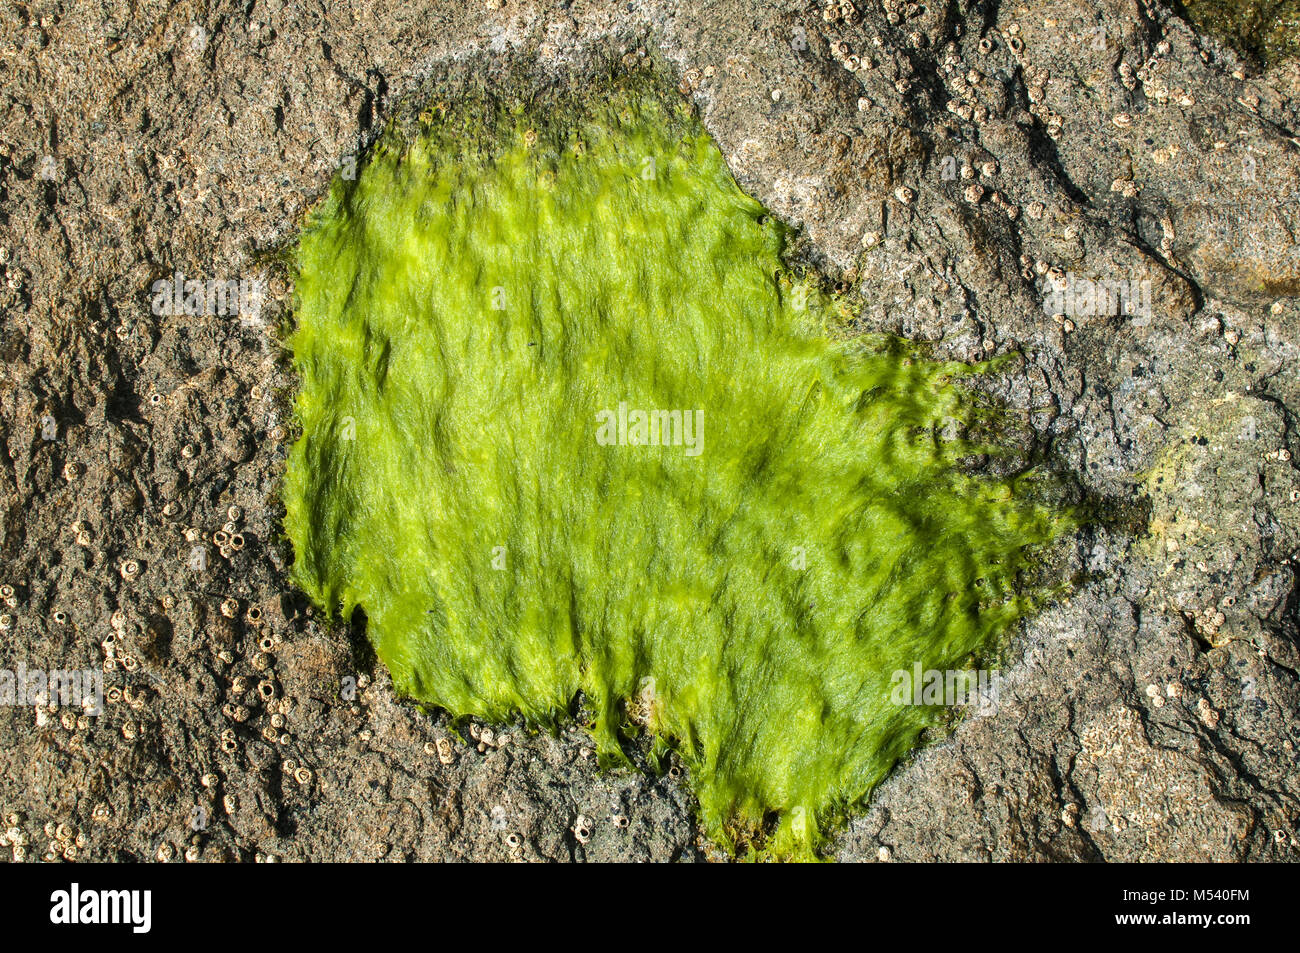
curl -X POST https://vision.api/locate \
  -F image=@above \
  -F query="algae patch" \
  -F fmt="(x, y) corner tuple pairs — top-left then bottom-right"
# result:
(1179, 0), (1300, 68)
(284, 80), (1074, 855)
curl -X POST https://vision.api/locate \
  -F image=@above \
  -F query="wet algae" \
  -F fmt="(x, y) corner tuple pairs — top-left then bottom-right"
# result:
(284, 78), (1075, 857)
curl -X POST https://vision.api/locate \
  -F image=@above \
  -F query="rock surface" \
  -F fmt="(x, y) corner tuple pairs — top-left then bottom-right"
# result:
(0, 0), (1296, 861)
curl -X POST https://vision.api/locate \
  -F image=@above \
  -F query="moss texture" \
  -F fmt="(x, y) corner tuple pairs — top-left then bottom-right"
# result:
(283, 77), (1075, 857)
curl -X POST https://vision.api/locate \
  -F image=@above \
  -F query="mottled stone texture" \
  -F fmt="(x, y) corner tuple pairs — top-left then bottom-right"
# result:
(0, 0), (1296, 861)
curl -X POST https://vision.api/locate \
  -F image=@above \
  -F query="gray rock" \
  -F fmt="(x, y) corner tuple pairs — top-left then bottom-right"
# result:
(0, 0), (1295, 861)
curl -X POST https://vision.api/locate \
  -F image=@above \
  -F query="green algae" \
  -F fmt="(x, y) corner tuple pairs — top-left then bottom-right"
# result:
(283, 76), (1075, 858)
(1178, 0), (1300, 68)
